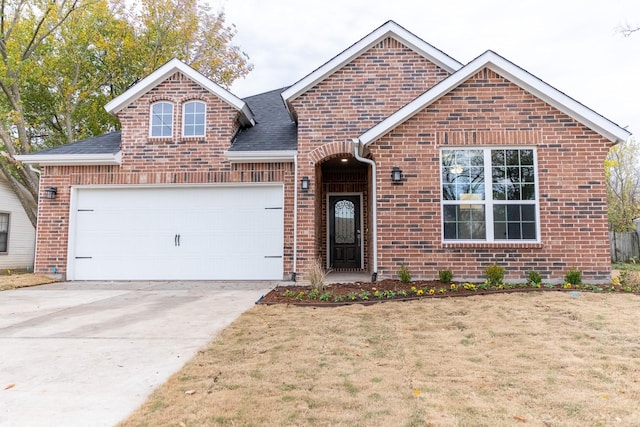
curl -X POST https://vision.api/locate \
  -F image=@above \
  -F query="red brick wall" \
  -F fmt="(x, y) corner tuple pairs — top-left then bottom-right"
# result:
(292, 37), (452, 276)
(34, 72), (295, 277)
(370, 68), (612, 282)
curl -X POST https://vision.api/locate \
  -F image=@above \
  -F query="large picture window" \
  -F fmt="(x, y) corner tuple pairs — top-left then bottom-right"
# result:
(0, 213), (8, 253)
(441, 148), (538, 242)
(150, 102), (173, 137)
(182, 101), (206, 137)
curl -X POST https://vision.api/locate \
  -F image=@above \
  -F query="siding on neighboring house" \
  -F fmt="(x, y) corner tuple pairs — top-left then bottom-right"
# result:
(0, 174), (35, 270)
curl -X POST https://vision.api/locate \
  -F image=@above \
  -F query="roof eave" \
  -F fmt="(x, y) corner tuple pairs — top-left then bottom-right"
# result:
(281, 21), (462, 111)
(360, 51), (632, 146)
(104, 58), (255, 125)
(15, 152), (122, 166)
(224, 150), (297, 163)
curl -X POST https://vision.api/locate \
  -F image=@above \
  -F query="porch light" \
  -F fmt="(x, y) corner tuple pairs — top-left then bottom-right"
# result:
(44, 187), (58, 200)
(391, 167), (403, 184)
(300, 176), (310, 191)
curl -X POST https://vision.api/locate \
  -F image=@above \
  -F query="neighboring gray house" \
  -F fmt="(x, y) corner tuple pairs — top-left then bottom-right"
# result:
(0, 173), (35, 271)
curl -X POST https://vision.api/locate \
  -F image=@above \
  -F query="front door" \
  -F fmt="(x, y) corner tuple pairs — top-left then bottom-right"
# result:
(329, 195), (361, 269)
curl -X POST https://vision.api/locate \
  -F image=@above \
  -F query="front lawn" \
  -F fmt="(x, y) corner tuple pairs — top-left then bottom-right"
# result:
(120, 292), (640, 426)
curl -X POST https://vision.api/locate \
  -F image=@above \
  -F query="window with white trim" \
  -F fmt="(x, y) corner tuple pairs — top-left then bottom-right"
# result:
(182, 101), (206, 137)
(150, 102), (173, 137)
(0, 213), (9, 253)
(441, 148), (538, 242)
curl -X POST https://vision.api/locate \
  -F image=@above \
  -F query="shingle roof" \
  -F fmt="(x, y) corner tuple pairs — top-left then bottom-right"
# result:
(27, 87), (297, 157)
(229, 88), (297, 151)
(33, 131), (122, 155)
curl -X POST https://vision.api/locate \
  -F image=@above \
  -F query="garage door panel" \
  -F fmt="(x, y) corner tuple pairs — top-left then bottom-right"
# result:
(70, 186), (284, 280)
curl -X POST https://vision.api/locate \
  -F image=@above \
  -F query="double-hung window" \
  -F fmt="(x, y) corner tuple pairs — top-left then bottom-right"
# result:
(150, 102), (173, 137)
(182, 101), (206, 137)
(441, 148), (538, 242)
(0, 213), (8, 253)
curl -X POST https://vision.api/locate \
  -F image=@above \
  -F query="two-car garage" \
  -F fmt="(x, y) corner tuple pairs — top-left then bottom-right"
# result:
(66, 185), (284, 280)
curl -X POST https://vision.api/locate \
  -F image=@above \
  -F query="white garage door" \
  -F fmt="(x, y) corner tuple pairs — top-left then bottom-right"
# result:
(68, 185), (284, 280)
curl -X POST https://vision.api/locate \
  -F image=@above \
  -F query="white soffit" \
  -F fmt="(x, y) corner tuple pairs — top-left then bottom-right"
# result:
(14, 152), (122, 166)
(224, 150), (296, 163)
(104, 58), (255, 126)
(359, 50), (631, 146)
(281, 20), (463, 105)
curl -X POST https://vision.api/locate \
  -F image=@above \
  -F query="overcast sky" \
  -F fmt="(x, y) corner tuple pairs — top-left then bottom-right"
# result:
(212, 0), (639, 139)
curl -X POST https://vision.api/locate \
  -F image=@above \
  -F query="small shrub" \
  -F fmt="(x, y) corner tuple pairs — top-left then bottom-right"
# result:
(398, 264), (412, 283)
(319, 292), (332, 301)
(528, 270), (542, 285)
(438, 269), (453, 284)
(307, 257), (327, 291)
(485, 264), (505, 285)
(565, 268), (582, 285)
(359, 290), (371, 300)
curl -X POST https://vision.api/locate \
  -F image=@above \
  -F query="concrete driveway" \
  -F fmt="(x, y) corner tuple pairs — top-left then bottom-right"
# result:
(0, 281), (274, 427)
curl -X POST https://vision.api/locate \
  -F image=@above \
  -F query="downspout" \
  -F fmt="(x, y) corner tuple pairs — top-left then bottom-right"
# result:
(292, 154), (298, 281)
(352, 138), (378, 282)
(28, 165), (41, 275)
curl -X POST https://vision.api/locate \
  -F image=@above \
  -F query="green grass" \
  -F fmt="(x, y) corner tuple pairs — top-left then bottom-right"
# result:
(612, 262), (640, 271)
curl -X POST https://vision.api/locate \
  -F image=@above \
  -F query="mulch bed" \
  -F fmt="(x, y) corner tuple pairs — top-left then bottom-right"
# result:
(256, 279), (623, 307)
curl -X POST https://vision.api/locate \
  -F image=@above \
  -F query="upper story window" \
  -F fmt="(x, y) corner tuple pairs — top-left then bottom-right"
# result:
(182, 101), (206, 137)
(150, 102), (173, 137)
(0, 213), (9, 253)
(441, 148), (539, 242)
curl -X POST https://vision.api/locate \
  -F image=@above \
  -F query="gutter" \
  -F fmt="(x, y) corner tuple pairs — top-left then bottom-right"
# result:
(352, 138), (378, 282)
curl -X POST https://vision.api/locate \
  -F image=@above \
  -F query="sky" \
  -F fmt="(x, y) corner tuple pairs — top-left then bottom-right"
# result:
(211, 0), (640, 140)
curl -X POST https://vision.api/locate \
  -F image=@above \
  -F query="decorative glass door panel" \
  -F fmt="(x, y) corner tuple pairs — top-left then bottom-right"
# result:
(329, 195), (361, 268)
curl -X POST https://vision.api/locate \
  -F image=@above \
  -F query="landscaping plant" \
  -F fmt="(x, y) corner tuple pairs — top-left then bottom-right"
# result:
(438, 269), (453, 284)
(485, 263), (505, 285)
(398, 264), (412, 283)
(307, 257), (327, 291)
(565, 268), (582, 285)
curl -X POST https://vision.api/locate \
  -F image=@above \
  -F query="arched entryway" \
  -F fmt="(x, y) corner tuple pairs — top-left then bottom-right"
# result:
(317, 155), (371, 272)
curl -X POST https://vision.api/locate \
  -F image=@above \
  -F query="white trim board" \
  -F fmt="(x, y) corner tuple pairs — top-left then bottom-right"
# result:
(359, 51), (631, 146)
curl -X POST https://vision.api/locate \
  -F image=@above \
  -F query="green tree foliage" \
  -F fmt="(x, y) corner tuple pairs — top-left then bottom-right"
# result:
(0, 0), (252, 226)
(605, 139), (640, 232)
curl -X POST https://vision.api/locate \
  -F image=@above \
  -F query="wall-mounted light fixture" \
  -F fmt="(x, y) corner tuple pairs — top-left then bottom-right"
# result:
(300, 176), (310, 191)
(44, 187), (58, 200)
(391, 167), (403, 184)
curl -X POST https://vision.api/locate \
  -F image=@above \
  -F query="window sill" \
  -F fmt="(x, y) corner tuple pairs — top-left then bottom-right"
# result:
(441, 242), (543, 249)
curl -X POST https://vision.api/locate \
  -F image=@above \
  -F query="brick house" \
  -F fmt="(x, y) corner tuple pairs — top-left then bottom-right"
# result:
(17, 21), (630, 282)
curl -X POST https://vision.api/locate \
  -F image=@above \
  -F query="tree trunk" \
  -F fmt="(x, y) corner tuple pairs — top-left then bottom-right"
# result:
(0, 162), (38, 227)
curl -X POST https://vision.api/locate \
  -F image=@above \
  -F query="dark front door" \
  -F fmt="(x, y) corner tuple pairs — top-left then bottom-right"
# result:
(329, 195), (361, 269)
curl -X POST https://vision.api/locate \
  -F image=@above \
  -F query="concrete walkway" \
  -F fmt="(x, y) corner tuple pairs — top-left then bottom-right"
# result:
(0, 281), (274, 427)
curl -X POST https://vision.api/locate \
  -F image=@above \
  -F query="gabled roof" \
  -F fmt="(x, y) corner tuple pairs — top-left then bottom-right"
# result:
(229, 88), (297, 151)
(358, 50), (632, 146)
(104, 58), (255, 126)
(15, 132), (122, 165)
(281, 20), (463, 111)
(226, 88), (297, 162)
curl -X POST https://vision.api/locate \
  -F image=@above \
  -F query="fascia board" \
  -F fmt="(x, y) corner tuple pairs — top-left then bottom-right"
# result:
(360, 51), (631, 146)
(14, 152), (122, 166)
(104, 59), (254, 125)
(224, 150), (296, 163)
(281, 21), (462, 105)
(481, 53), (631, 144)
